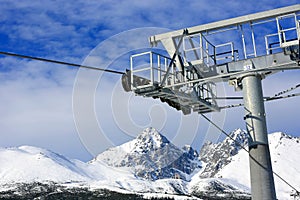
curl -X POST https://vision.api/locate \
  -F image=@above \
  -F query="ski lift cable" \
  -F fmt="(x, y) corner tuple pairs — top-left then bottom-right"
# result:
(0, 50), (299, 193)
(274, 84), (300, 97)
(214, 83), (300, 101)
(200, 113), (300, 193)
(219, 86), (300, 110)
(0, 51), (125, 75)
(220, 92), (300, 110)
(1, 50), (299, 115)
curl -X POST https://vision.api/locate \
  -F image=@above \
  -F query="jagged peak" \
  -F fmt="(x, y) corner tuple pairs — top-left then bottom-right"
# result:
(94, 127), (201, 181)
(135, 127), (169, 148)
(224, 129), (248, 146)
(268, 132), (300, 148)
(182, 145), (199, 159)
(202, 129), (248, 148)
(227, 130), (299, 147)
(119, 127), (171, 154)
(182, 145), (193, 151)
(138, 127), (168, 140)
(269, 132), (292, 140)
(182, 145), (197, 154)
(228, 128), (247, 139)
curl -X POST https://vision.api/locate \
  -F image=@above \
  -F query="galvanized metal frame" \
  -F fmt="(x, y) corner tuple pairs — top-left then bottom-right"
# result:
(149, 4), (300, 44)
(126, 6), (300, 199)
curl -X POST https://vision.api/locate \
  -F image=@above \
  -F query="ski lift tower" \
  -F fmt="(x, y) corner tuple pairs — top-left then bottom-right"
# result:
(122, 4), (300, 199)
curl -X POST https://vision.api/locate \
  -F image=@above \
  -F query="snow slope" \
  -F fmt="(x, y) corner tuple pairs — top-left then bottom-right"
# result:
(213, 132), (300, 199)
(0, 146), (90, 184)
(0, 131), (192, 197)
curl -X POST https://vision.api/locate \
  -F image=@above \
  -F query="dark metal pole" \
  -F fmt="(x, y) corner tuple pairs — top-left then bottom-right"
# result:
(242, 74), (276, 200)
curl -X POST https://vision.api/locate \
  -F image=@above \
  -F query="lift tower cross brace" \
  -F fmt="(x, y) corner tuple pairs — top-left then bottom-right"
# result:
(122, 4), (300, 199)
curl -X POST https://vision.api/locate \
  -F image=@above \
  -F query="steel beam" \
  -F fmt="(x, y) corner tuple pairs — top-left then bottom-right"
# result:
(149, 4), (300, 45)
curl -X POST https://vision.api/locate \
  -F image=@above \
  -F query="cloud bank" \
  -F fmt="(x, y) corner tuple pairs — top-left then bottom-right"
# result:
(0, 0), (299, 161)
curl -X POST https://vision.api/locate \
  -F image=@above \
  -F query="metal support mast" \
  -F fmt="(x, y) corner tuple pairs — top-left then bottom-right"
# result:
(123, 4), (300, 199)
(242, 74), (276, 200)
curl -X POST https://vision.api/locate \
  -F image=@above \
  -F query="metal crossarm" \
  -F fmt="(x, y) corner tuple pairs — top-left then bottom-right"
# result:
(149, 4), (300, 45)
(122, 4), (300, 116)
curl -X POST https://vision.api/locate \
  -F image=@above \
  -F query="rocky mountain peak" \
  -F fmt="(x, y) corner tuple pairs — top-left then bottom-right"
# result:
(94, 127), (201, 181)
(182, 145), (199, 160)
(270, 131), (297, 141)
(133, 127), (170, 153)
(199, 129), (248, 178)
(225, 128), (248, 147)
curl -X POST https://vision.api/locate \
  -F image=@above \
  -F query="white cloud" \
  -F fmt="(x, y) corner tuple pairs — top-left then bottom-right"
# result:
(0, 0), (299, 161)
(0, 57), (92, 160)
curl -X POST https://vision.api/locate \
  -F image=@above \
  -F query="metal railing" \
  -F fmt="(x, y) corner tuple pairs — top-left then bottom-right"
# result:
(130, 51), (183, 90)
(183, 33), (216, 67)
(215, 42), (237, 63)
(265, 33), (282, 55)
(183, 33), (237, 67)
(195, 81), (217, 105)
(276, 13), (300, 48)
(265, 13), (299, 55)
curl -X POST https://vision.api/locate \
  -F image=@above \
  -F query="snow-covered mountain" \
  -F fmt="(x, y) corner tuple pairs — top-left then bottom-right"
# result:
(93, 127), (201, 181)
(199, 129), (248, 178)
(192, 130), (300, 199)
(214, 132), (300, 199)
(0, 128), (299, 199)
(0, 146), (90, 184)
(0, 145), (193, 199)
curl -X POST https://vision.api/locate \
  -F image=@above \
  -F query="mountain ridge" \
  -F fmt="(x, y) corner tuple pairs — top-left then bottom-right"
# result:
(0, 128), (299, 199)
(93, 127), (201, 181)
(199, 128), (248, 178)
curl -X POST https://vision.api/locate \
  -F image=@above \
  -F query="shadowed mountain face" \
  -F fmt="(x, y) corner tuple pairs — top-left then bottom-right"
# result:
(199, 129), (248, 178)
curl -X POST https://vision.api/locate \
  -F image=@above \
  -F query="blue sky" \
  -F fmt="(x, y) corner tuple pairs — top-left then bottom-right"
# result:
(0, 1), (299, 161)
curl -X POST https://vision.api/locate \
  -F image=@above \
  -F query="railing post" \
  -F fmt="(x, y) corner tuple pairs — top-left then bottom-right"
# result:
(250, 22), (257, 57)
(150, 52), (153, 85)
(200, 34), (203, 61)
(265, 36), (270, 55)
(240, 25), (248, 59)
(231, 42), (234, 61)
(130, 56), (134, 90)
(158, 55), (161, 83)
